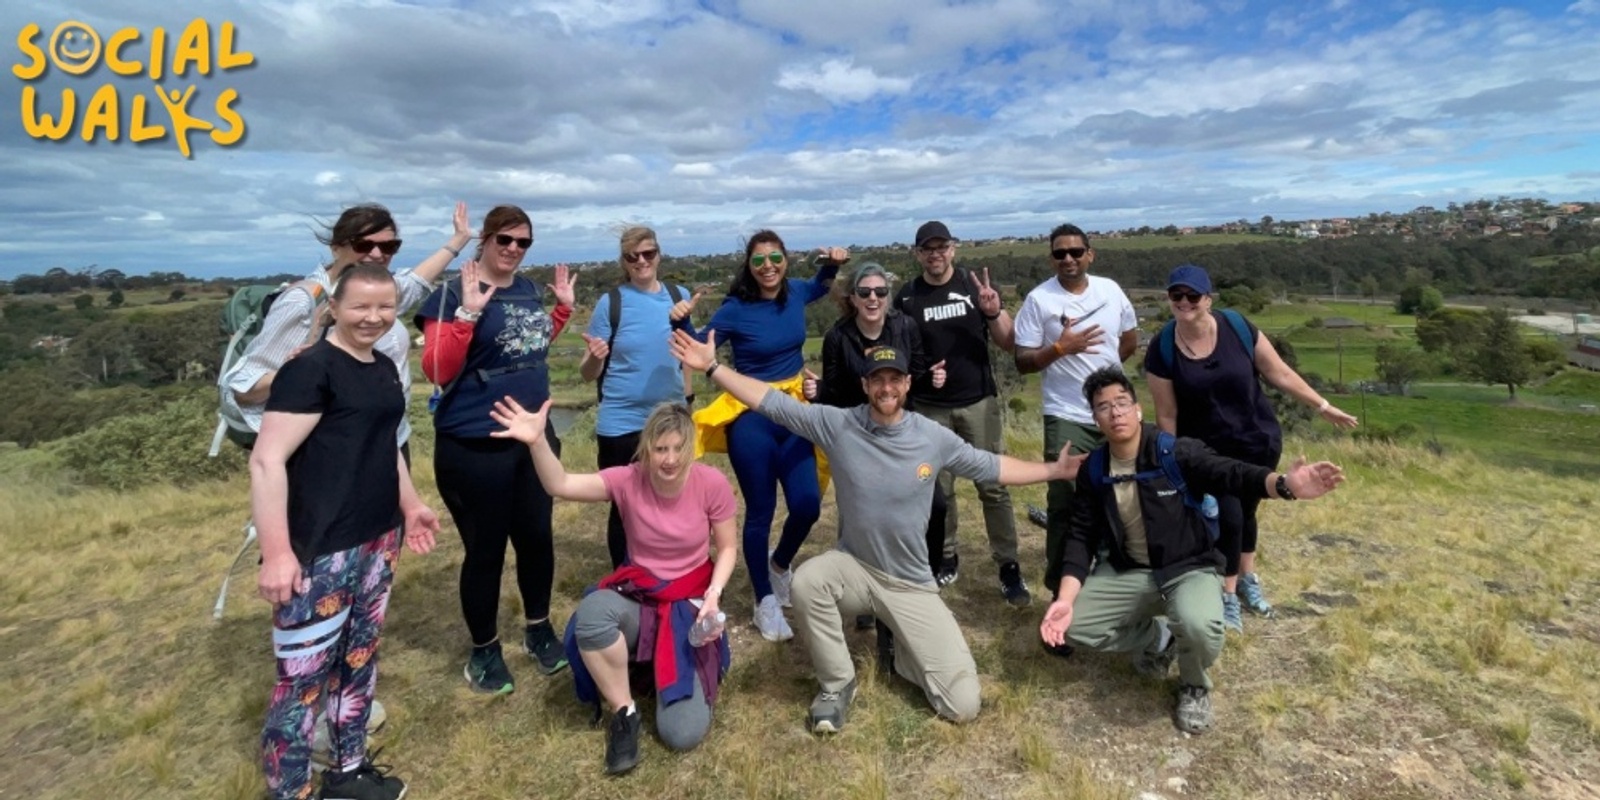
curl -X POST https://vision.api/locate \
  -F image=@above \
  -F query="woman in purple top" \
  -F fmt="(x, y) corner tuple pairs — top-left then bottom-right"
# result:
(1144, 264), (1358, 632)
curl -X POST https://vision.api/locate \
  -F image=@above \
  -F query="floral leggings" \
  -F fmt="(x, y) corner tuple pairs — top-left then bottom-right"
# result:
(261, 528), (399, 800)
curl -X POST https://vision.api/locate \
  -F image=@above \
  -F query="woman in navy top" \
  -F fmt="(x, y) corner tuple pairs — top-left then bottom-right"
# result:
(680, 229), (844, 641)
(1144, 264), (1358, 632)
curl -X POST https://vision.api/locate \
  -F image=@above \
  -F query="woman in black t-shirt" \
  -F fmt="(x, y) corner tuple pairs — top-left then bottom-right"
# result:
(250, 264), (439, 800)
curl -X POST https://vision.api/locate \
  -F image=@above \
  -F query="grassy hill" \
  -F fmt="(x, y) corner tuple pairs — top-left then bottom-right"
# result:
(2, 405), (1597, 799)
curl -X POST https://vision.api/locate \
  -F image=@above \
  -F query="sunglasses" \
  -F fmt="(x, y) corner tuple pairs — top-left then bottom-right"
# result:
(623, 248), (659, 264)
(350, 238), (402, 256)
(1168, 289), (1205, 304)
(1051, 247), (1088, 261)
(916, 242), (952, 254)
(494, 234), (533, 249)
(749, 252), (785, 267)
(854, 286), (890, 299)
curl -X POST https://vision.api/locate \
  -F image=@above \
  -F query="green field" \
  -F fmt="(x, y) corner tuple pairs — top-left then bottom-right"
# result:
(953, 232), (1281, 260)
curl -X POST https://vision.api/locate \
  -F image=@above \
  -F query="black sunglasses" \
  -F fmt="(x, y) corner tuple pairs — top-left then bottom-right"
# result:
(1051, 247), (1088, 261)
(350, 238), (402, 256)
(623, 248), (659, 264)
(1168, 289), (1204, 304)
(853, 286), (890, 299)
(494, 233), (533, 249)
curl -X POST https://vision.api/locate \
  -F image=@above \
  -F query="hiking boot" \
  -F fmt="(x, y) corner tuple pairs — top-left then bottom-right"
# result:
(1025, 503), (1049, 530)
(999, 561), (1032, 607)
(1174, 685), (1213, 734)
(604, 705), (642, 775)
(874, 620), (896, 676)
(808, 679), (858, 734)
(1237, 572), (1276, 618)
(523, 620), (569, 675)
(1221, 592), (1243, 633)
(935, 553), (960, 587)
(769, 553), (793, 609)
(318, 751), (407, 800)
(855, 613), (876, 631)
(754, 594), (794, 642)
(464, 642), (515, 695)
(311, 700), (387, 772)
(1132, 620), (1175, 680)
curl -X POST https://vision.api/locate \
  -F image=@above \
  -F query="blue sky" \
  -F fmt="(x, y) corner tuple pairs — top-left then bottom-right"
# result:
(1, 0), (1598, 279)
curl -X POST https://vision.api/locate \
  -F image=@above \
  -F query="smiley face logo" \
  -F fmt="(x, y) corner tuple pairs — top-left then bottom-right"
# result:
(49, 21), (102, 76)
(916, 463), (933, 482)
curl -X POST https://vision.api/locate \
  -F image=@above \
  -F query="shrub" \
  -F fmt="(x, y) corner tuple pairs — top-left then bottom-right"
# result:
(52, 393), (246, 489)
(1305, 316), (1325, 328)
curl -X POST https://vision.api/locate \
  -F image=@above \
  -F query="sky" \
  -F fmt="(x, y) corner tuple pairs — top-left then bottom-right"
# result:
(2, 0), (1599, 280)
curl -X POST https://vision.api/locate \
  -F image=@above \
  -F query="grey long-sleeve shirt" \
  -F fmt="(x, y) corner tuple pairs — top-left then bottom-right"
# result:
(757, 390), (999, 585)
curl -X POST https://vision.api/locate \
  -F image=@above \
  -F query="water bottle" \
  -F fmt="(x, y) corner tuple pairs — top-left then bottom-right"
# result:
(687, 611), (726, 648)
(1200, 494), (1219, 520)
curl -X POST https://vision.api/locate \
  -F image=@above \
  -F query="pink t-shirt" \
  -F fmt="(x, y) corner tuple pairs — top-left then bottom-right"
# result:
(599, 462), (737, 579)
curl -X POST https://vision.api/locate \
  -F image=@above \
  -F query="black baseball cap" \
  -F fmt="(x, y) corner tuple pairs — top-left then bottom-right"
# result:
(914, 221), (958, 248)
(860, 346), (910, 377)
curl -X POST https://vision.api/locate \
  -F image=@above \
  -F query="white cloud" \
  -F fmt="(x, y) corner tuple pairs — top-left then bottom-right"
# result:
(313, 172), (342, 186)
(776, 59), (913, 103)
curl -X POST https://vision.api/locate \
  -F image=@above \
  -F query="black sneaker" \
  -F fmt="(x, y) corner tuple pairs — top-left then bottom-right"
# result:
(854, 614), (876, 631)
(318, 751), (407, 800)
(1025, 504), (1049, 530)
(464, 642), (514, 695)
(523, 620), (570, 675)
(935, 553), (960, 587)
(874, 620), (896, 676)
(604, 705), (642, 775)
(999, 561), (1032, 607)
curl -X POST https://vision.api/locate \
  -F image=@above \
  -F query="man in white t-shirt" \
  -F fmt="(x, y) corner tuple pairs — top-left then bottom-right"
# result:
(1012, 223), (1138, 615)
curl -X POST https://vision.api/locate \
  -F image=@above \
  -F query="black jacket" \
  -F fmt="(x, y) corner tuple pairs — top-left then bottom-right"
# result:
(1065, 423), (1274, 586)
(817, 311), (929, 409)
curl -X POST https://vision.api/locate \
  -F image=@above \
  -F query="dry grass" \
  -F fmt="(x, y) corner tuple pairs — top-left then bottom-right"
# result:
(2, 434), (1598, 799)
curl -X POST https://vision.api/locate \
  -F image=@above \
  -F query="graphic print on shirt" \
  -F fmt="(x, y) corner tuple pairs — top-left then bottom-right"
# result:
(494, 304), (552, 359)
(923, 291), (975, 322)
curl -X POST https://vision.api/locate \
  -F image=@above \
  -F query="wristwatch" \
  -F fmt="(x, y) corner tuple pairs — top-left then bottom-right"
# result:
(1275, 473), (1296, 500)
(454, 307), (481, 323)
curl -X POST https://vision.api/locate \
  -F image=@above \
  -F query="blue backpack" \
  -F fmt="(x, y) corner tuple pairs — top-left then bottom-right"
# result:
(1085, 430), (1219, 542)
(1150, 308), (1255, 374)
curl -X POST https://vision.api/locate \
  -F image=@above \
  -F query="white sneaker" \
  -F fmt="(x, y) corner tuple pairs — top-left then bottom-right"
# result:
(769, 553), (793, 609)
(310, 699), (387, 772)
(755, 594), (794, 642)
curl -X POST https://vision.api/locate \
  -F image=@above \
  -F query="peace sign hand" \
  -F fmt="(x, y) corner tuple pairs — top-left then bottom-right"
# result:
(974, 268), (1003, 317)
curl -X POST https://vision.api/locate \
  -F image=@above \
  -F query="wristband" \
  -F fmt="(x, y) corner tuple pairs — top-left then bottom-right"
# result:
(1317, 399), (1331, 413)
(1051, 341), (1066, 356)
(442, 244), (461, 257)
(1275, 473), (1296, 501)
(983, 310), (1000, 321)
(454, 307), (481, 323)
(705, 360), (720, 378)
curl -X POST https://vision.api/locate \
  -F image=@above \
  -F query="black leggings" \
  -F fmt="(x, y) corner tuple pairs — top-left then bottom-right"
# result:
(1216, 446), (1280, 577)
(434, 427), (559, 646)
(595, 431), (641, 569)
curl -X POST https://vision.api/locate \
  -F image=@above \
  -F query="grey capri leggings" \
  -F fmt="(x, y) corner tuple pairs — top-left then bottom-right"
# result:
(573, 589), (711, 751)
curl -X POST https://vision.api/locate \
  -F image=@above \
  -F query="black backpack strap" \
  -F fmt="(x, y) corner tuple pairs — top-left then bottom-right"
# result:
(597, 286), (623, 402)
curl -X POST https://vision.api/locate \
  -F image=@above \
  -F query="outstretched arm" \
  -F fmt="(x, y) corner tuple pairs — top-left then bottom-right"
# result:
(488, 397), (610, 501)
(670, 329), (772, 410)
(996, 444), (1086, 486)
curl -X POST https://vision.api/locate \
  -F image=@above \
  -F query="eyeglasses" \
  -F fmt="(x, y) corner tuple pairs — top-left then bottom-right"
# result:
(916, 242), (952, 254)
(494, 234), (533, 249)
(854, 286), (890, 299)
(350, 238), (402, 256)
(1168, 289), (1204, 304)
(1051, 247), (1088, 261)
(749, 252), (785, 267)
(1092, 399), (1138, 417)
(623, 248), (659, 264)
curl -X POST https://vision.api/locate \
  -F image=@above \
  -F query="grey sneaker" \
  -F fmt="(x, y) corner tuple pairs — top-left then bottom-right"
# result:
(1174, 685), (1213, 734)
(1221, 592), (1243, 633)
(999, 561), (1032, 607)
(769, 552), (793, 609)
(1237, 572), (1276, 618)
(754, 594), (794, 641)
(808, 679), (858, 734)
(1131, 620), (1175, 680)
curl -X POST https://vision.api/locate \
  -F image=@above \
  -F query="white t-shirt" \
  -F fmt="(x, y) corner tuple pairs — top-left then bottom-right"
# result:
(1013, 274), (1137, 423)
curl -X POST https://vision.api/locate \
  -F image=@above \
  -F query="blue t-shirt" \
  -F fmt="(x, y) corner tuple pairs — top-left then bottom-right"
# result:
(416, 275), (554, 438)
(702, 267), (837, 381)
(588, 283), (690, 437)
(1143, 310), (1282, 460)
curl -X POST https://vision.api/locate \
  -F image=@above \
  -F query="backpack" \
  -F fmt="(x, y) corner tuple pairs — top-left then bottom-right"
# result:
(209, 279), (327, 455)
(596, 283), (684, 403)
(1150, 308), (1255, 374)
(1085, 430), (1219, 543)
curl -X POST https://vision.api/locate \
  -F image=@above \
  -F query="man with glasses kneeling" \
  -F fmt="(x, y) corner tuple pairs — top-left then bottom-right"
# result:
(1039, 367), (1346, 734)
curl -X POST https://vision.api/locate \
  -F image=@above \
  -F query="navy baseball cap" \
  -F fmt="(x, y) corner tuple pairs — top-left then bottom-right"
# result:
(1166, 264), (1213, 295)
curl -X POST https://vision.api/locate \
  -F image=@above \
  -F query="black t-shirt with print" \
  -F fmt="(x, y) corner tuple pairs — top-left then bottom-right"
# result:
(266, 339), (404, 564)
(895, 269), (995, 407)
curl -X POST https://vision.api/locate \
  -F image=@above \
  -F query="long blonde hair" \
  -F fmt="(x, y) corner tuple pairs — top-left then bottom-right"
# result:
(633, 402), (697, 463)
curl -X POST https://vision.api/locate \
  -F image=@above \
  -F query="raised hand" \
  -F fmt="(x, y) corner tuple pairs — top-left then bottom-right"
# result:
(669, 329), (717, 372)
(815, 246), (851, 265)
(930, 359), (947, 389)
(488, 396), (552, 446)
(974, 267), (1003, 318)
(1054, 315), (1105, 356)
(549, 263), (578, 307)
(581, 332), (610, 361)
(1284, 455), (1345, 500)
(670, 286), (708, 323)
(451, 201), (473, 241)
(459, 259), (497, 314)
(802, 367), (820, 400)
(404, 504), (440, 554)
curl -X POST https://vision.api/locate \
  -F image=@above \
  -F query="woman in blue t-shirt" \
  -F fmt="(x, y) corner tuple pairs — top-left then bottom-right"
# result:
(416, 204), (576, 693)
(679, 230), (845, 641)
(1143, 264), (1358, 632)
